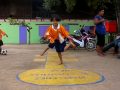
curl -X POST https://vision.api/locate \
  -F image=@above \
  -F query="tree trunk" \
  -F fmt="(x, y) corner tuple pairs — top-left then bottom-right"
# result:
(115, 0), (120, 32)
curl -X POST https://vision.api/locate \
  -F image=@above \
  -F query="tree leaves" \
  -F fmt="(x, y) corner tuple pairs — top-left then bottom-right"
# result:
(43, 0), (61, 11)
(64, 0), (77, 13)
(43, 0), (77, 13)
(86, 0), (111, 10)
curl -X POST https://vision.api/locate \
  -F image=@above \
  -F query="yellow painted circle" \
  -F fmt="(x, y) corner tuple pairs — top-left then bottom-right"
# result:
(18, 69), (104, 85)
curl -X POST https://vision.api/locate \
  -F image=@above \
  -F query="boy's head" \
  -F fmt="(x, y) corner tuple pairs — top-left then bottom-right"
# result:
(50, 14), (61, 26)
(97, 8), (105, 16)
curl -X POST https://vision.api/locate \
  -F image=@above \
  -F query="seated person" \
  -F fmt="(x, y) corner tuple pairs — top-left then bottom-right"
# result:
(103, 34), (120, 54)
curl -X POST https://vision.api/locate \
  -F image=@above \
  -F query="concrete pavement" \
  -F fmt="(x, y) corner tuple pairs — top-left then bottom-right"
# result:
(0, 45), (120, 90)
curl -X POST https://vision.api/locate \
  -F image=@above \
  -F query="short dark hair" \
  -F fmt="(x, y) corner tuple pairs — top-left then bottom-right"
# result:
(50, 14), (61, 22)
(95, 7), (105, 14)
(98, 8), (104, 12)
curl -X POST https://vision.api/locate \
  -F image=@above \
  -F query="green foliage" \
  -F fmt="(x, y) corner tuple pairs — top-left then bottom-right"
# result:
(7, 18), (31, 28)
(43, 0), (77, 13)
(86, 0), (111, 10)
(8, 18), (18, 25)
(85, 0), (116, 19)
(64, 0), (77, 13)
(43, 0), (61, 11)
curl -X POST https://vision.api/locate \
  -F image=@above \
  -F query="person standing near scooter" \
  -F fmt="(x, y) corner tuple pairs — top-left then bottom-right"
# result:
(94, 8), (106, 56)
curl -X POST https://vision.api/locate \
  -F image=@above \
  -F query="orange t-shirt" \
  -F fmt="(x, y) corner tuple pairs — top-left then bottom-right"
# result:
(45, 24), (69, 43)
(0, 29), (6, 40)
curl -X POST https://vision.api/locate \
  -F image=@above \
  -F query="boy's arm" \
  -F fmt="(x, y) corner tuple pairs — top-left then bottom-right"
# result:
(44, 26), (54, 43)
(61, 25), (69, 37)
(5, 34), (8, 37)
(0, 30), (8, 37)
(3, 32), (8, 37)
(61, 26), (74, 41)
(44, 26), (51, 39)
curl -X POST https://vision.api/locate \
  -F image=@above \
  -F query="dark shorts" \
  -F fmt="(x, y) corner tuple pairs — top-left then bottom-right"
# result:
(48, 40), (66, 52)
(96, 33), (105, 47)
(0, 40), (3, 46)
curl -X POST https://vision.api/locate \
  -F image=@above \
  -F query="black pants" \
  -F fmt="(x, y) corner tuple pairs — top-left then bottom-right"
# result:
(103, 39), (120, 53)
(103, 41), (115, 52)
(96, 33), (105, 47)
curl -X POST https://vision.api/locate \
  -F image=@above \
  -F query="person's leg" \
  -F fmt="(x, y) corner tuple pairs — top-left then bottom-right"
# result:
(96, 45), (101, 54)
(96, 34), (105, 56)
(41, 43), (54, 56)
(117, 42), (120, 58)
(57, 52), (63, 65)
(114, 39), (120, 54)
(64, 43), (71, 50)
(114, 45), (119, 54)
(101, 46), (105, 55)
(70, 41), (76, 48)
(97, 46), (105, 56)
(96, 34), (102, 55)
(103, 41), (115, 53)
(0, 46), (1, 54)
(0, 40), (3, 54)
(55, 40), (65, 64)
(41, 47), (49, 56)
(64, 41), (76, 50)
(100, 35), (106, 55)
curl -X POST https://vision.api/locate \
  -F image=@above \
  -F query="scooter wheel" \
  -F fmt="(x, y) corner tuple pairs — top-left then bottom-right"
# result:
(86, 41), (96, 51)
